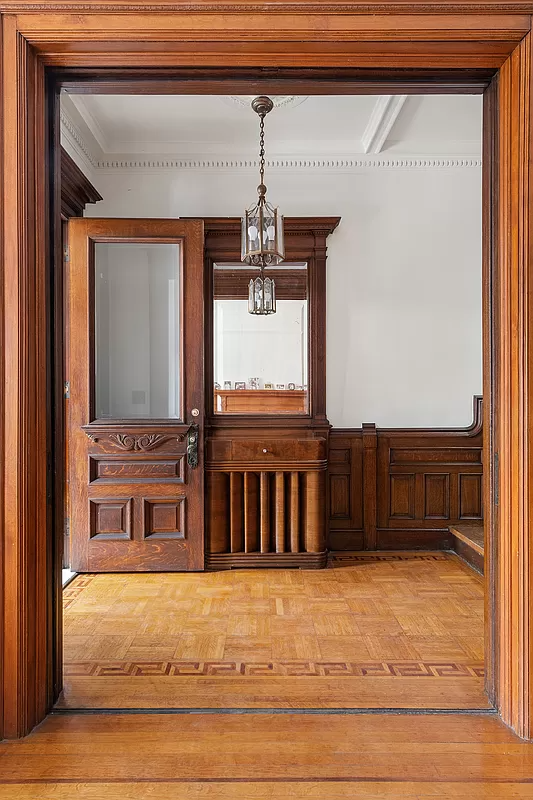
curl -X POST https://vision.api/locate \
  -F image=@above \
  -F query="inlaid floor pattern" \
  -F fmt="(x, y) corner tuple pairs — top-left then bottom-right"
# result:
(60, 552), (487, 709)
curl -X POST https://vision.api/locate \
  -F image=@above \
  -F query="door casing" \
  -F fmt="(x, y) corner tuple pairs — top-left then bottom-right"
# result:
(0, 2), (530, 739)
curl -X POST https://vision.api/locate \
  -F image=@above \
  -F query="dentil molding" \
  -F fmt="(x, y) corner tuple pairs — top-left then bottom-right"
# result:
(92, 156), (482, 169)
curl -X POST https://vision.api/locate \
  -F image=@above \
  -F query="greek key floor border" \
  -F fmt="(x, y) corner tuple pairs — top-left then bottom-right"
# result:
(64, 660), (484, 678)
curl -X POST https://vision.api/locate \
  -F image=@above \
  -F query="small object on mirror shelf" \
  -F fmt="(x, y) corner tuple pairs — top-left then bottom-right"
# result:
(224, 381), (232, 390)
(235, 381), (246, 390)
(296, 385), (303, 390)
(276, 383), (285, 390)
(214, 382), (221, 390)
(249, 377), (260, 390)
(264, 382), (274, 389)
(288, 382), (296, 390)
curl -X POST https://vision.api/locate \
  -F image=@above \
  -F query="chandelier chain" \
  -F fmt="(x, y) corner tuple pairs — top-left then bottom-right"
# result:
(259, 112), (266, 189)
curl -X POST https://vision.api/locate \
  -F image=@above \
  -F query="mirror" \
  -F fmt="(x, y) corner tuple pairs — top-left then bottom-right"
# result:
(213, 262), (308, 414)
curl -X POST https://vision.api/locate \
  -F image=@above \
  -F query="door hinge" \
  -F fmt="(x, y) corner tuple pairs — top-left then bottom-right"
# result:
(64, 380), (70, 399)
(64, 245), (70, 263)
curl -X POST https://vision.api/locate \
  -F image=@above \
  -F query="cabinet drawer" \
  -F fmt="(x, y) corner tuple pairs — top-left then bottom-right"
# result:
(229, 438), (326, 463)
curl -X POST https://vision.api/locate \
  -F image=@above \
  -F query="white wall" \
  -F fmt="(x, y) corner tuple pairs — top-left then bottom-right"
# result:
(83, 163), (482, 428)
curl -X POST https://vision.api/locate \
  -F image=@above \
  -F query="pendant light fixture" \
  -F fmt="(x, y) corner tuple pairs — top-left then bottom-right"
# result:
(242, 95), (285, 315)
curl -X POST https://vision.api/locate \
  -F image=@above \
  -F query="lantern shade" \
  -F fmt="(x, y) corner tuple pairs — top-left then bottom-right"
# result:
(248, 275), (276, 315)
(242, 199), (284, 266)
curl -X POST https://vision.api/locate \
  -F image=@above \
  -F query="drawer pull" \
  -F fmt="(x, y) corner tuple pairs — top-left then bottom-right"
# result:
(262, 448), (268, 453)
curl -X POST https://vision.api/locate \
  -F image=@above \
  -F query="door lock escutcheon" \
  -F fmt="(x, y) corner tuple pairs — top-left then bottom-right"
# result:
(187, 424), (199, 469)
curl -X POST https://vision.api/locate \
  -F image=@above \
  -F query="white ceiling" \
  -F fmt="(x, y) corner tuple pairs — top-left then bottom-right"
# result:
(61, 93), (482, 166)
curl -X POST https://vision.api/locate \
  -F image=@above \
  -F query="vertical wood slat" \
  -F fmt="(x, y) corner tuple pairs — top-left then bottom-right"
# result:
(274, 472), (285, 553)
(290, 472), (300, 553)
(260, 472), (270, 553)
(305, 471), (325, 553)
(362, 423), (378, 549)
(244, 472), (259, 553)
(230, 472), (244, 553)
(207, 472), (230, 554)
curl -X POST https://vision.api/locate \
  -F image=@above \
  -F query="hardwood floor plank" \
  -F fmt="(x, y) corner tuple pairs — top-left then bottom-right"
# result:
(56, 676), (489, 709)
(0, 713), (529, 790)
(3, 783), (533, 799)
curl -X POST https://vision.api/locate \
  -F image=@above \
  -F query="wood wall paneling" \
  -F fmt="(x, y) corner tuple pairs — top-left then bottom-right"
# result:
(328, 398), (483, 551)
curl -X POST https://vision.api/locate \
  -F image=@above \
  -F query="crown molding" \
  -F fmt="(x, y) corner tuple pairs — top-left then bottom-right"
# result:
(60, 109), (99, 173)
(59, 107), (481, 173)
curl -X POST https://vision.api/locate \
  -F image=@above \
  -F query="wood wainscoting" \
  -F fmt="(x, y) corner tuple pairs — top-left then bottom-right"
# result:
(329, 396), (483, 551)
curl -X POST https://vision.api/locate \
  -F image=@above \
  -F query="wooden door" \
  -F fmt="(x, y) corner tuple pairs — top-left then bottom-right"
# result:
(68, 218), (204, 572)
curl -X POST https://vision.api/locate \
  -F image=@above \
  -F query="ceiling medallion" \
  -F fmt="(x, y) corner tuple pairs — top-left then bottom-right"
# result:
(223, 95), (308, 110)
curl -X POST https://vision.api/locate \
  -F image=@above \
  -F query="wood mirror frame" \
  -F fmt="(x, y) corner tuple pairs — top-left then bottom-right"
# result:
(202, 216), (340, 423)
(0, 2), (532, 739)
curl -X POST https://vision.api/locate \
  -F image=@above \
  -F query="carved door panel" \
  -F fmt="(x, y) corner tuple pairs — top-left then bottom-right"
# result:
(68, 218), (204, 571)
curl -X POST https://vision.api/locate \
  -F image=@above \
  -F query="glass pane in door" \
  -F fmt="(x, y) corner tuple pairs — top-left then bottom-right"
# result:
(94, 242), (181, 420)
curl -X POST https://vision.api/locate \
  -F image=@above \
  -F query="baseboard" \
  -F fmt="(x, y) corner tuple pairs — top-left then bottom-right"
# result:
(327, 530), (364, 551)
(327, 528), (453, 551)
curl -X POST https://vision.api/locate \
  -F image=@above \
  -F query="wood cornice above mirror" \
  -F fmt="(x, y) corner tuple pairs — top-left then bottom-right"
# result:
(199, 216), (341, 262)
(61, 147), (102, 219)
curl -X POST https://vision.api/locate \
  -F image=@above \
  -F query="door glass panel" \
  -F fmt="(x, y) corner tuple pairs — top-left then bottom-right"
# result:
(94, 242), (181, 420)
(213, 262), (308, 414)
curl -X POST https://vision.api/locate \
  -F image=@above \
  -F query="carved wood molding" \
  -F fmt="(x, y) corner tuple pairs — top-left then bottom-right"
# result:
(108, 433), (170, 451)
(2, 2), (533, 13)
(82, 428), (186, 448)
(61, 147), (102, 219)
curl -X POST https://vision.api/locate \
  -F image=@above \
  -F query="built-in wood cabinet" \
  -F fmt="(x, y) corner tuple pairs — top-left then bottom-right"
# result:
(202, 216), (340, 569)
(206, 435), (328, 569)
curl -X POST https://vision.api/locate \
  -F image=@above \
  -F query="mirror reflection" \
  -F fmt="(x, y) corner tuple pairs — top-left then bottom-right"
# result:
(213, 263), (308, 414)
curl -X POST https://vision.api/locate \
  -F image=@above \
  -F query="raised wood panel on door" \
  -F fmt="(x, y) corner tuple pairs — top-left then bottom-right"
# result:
(328, 397), (483, 551)
(68, 218), (205, 573)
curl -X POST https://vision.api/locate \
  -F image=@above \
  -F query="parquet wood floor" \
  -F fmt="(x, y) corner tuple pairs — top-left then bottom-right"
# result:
(1, 712), (531, 797)
(59, 552), (488, 709)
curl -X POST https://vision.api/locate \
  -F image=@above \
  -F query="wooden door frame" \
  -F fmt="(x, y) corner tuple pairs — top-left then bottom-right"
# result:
(0, 2), (531, 739)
